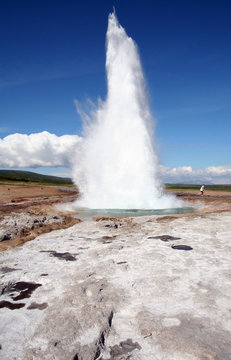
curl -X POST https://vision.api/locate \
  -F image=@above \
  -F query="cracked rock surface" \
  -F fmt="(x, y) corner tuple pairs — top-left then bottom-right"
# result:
(0, 210), (231, 359)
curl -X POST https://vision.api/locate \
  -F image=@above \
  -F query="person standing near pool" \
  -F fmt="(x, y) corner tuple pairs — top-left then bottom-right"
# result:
(200, 184), (205, 195)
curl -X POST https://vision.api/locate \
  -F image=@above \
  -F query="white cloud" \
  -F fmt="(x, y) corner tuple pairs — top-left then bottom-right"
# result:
(159, 165), (231, 184)
(0, 131), (230, 184)
(0, 131), (81, 168)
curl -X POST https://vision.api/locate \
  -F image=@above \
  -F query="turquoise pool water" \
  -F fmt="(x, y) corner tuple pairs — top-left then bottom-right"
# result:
(74, 207), (195, 218)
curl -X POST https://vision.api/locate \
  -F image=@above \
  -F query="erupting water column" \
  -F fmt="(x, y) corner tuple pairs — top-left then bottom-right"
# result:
(72, 12), (181, 210)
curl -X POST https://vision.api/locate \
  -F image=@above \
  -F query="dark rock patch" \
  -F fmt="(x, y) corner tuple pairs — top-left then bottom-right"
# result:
(88, 272), (95, 277)
(99, 236), (117, 244)
(1, 281), (42, 300)
(0, 233), (12, 241)
(41, 250), (77, 261)
(94, 345), (101, 360)
(148, 235), (181, 242)
(40, 273), (48, 276)
(108, 311), (113, 327)
(109, 338), (141, 358)
(1, 266), (19, 273)
(27, 302), (48, 310)
(172, 245), (193, 251)
(0, 300), (25, 310)
(52, 251), (77, 261)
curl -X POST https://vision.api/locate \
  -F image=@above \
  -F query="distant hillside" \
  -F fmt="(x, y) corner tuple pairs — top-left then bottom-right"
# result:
(165, 183), (231, 192)
(0, 170), (73, 185)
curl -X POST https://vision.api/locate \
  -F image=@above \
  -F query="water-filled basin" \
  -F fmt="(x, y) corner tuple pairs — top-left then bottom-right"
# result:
(74, 207), (195, 218)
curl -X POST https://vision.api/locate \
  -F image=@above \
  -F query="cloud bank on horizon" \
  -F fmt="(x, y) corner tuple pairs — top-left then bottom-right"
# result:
(0, 131), (230, 184)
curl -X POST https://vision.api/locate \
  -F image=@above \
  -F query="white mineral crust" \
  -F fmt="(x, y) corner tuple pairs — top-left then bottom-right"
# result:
(0, 212), (231, 359)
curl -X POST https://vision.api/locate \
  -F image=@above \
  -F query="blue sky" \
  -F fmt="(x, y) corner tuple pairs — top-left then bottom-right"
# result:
(0, 0), (231, 183)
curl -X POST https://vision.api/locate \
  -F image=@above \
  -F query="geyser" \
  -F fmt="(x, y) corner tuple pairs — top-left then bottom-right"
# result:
(72, 12), (182, 210)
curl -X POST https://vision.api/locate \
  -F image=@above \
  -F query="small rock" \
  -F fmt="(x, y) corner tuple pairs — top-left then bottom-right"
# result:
(1, 281), (42, 300)
(148, 235), (180, 242)
(41, 250), (77, 261)
(110, 338), (141, 357)
(1, 266), (18, 273)
(0, 300), (25, 310)
(172, 244), (193, 251)
(0, 234), (12, 241)
(27, 302), (48, 310)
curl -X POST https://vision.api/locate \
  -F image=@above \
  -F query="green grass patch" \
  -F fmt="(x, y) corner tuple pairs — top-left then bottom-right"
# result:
(165, 184), (231, 192)
(0, 170), (73, 186)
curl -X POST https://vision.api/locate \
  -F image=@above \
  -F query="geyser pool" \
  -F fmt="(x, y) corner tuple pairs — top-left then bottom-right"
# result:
(72, 11), (185, 210)
(72, 207), (195, 219)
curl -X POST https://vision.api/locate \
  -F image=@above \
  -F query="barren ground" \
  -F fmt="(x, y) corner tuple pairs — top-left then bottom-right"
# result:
(0, 182), (80, 251)
(0, 183), (231, 360)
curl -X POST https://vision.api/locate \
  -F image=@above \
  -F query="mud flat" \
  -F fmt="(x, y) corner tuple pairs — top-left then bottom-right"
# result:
(0, 187), (231, 359)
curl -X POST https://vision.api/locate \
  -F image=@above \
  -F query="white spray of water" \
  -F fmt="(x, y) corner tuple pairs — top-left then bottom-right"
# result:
(72, 12), (182, 209)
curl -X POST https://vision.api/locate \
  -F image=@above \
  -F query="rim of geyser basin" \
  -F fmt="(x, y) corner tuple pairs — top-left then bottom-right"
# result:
(72, 206), (196, 218)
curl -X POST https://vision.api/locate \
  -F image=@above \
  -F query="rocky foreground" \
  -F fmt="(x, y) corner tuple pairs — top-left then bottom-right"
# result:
(0, 185), (231, 359)
(0, 183), (80, 251)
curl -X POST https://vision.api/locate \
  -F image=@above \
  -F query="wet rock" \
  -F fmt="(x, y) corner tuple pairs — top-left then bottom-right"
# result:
(109, 338), (141, 357)
(53, 252), (77, 261)
(27, 302), (48, 310)
(1, 281), (42, 300)
(108, 311), (113, 327)
(0, 300), (25, 310)
(0, 233), (12, 241)
(0, 266), (19, 273)
(172, 245), (193, 250)
(148, 235), (181, 242)
(41, 250), (77, 261)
